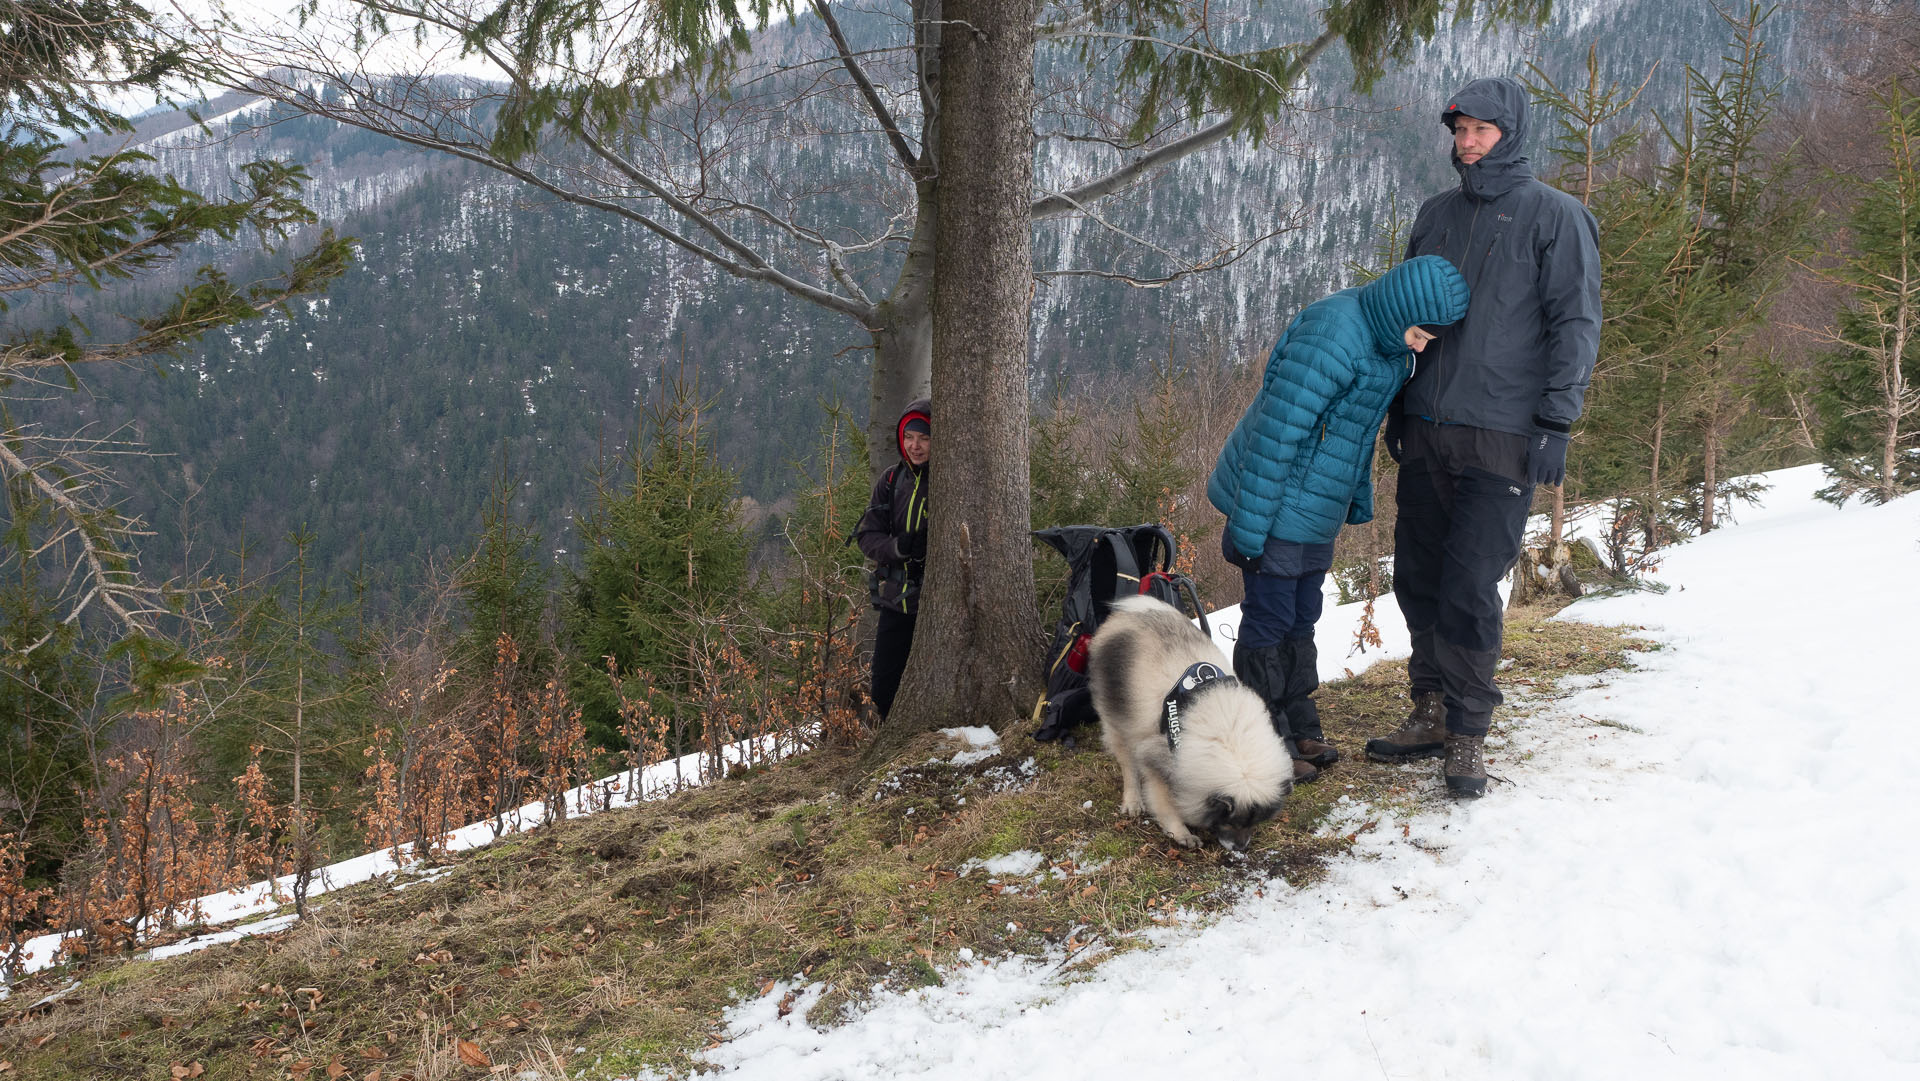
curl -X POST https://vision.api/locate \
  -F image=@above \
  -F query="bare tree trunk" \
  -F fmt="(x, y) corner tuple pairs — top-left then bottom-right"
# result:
(1701, 399), (1720, 533)
(866, 0), (1041, 765)
(1886, 399), (1904, 504)
(1883, 310), (1910, 504)
(292, 555), (310, 919)
(866, 182), (938, 473)
(1647, 362), (1671, 552)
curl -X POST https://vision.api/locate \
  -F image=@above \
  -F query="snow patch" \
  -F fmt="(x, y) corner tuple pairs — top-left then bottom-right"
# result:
(958, 850), (1046, 879)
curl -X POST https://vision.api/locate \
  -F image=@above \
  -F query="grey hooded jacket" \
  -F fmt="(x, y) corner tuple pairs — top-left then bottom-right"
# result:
(1401, 76), (1601, 438)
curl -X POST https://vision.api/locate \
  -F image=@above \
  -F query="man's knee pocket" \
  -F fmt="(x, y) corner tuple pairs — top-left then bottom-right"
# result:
(1451, 467), (1532, 566)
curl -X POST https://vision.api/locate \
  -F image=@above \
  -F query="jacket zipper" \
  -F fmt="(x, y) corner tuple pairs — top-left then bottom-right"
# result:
(1455, 204), (1483, 270)
(1478, 232), (1503, 282)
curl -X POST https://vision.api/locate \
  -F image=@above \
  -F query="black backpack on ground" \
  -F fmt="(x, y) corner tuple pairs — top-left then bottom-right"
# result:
(1030, 524), (1210, 746)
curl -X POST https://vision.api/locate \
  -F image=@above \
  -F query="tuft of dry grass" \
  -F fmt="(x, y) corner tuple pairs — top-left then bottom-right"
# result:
(1, 608), (1655, 1080)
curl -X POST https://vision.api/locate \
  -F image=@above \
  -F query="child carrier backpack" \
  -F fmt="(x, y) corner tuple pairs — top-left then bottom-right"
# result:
(1030, 523), (1210, 746)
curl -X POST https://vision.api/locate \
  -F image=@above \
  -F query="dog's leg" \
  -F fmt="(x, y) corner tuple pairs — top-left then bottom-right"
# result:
(1105, 721), (1144, 816)
(1139, 768), (1199, 848)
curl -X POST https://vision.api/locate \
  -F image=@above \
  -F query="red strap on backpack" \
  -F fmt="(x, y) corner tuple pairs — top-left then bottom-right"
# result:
(1138, 571), (1178, 597)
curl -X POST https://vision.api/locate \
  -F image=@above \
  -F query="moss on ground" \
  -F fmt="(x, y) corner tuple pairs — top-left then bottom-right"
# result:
(1, 611), (1654, 1080)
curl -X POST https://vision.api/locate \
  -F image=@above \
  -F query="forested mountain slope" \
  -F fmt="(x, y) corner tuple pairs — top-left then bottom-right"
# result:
(17, 0), (1802, 602)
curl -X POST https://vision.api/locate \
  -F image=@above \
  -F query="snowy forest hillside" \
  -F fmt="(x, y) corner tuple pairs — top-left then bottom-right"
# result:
(5, 468), (1912, 1079)
(3, 2), (1917, 1076)
(13, 0), (1812, 598)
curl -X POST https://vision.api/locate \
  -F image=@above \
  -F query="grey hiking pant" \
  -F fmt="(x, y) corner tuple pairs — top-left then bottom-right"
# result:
(1392, 419), (1533, 737)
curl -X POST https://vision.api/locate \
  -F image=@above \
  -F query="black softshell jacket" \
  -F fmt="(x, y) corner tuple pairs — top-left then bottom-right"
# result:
(1402, 77), (1602, 437)
(854, 399), (930, 614)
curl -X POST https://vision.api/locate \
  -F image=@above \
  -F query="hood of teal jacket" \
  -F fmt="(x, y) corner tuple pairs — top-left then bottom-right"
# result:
(1354, 254), (1471, 359)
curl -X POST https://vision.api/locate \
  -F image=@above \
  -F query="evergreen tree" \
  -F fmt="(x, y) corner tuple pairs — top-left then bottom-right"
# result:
(763, 403), (871, 741)
(454, 454), (553, 681)
(1108, 359), (1205, 532)
(0, 497), (101, 886)
(1029, 389), (1115, 534)
(1660, 2), (1807, 530)
(1581, 168), (1712, 550)
(1811, 82), (1920, 503)
(1, 0), (351, 648)
(209, 530), (371, 914)
(1568, 5), (1805, 548)
(564, 374), (753, 746)
(1527, 47), (1656, 544)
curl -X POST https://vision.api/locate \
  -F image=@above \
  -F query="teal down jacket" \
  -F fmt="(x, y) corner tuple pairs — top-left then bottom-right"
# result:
(1209, 255), (1470, 558)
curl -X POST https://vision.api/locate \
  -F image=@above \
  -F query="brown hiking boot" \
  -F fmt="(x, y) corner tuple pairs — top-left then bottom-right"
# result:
(1294, 737), (1339, 768)
(1444, 734), (1488, 798)
(1364, 692), (1446, 762)
(1292, 757), (1321, 784)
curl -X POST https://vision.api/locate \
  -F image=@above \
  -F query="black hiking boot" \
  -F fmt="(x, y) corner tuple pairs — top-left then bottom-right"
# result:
(1443, 734), (1488, 799)
(1365, 692), (1447, 761)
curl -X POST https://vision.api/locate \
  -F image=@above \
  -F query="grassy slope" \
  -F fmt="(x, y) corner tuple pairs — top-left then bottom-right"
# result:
(1, 607), (1653, 1080)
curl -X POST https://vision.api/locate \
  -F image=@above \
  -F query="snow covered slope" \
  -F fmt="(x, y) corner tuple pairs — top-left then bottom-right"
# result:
(670, 466), (1920, 1080)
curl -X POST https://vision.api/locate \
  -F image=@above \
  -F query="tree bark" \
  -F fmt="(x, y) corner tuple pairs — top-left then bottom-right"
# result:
(864, 0), (1042, 765)
(1700, 394), (1720, 533)
(1882, 299), (1911, 504)
(865, 181), (938, 473)
(1646, 361), (1670, 552)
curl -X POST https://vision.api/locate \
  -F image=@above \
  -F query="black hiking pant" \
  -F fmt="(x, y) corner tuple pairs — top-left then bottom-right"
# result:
(869, 607), (918, 720)
(1393, 419), (1533, 737)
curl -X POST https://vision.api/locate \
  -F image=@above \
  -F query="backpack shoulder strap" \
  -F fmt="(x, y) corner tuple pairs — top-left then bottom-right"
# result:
(1127, 524), (1178, 573)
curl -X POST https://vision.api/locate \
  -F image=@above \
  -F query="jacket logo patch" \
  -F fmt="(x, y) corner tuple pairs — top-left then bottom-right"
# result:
(1508, 485), (1523, 496)
(1497, 212), (1514, 222)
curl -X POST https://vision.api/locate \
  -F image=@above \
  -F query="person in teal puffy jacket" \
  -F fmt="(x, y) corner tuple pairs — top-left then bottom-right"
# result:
(1207, 254), (1469, 783)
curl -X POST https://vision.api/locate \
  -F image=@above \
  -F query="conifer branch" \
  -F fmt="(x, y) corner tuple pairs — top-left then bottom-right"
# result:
(1031, 27), (1339, 219)
(0, 436), (171, 649)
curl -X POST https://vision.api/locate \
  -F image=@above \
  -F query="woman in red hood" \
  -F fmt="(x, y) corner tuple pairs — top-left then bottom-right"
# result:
(853, 399), (930, 719)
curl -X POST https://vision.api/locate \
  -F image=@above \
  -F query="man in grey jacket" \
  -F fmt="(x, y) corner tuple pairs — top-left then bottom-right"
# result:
(1363, 76), (1601, 797)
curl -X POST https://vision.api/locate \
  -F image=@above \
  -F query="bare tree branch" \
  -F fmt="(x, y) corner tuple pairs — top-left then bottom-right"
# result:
(192, 0), (892, 323)
(810, 0), (925, 177)
(228, 71), (880, 320)
(1036, 221), (1301, 288)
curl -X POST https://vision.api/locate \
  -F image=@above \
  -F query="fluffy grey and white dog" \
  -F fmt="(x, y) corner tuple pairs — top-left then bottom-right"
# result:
(1086, 595), (1292, 851)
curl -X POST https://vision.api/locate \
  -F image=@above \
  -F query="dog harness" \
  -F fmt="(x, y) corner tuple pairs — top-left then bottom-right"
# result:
(1161, 661), (1235, 753)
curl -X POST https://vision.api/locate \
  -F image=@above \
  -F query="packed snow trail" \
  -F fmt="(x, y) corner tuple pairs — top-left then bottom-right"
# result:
(669, 466), (1920, 1080)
